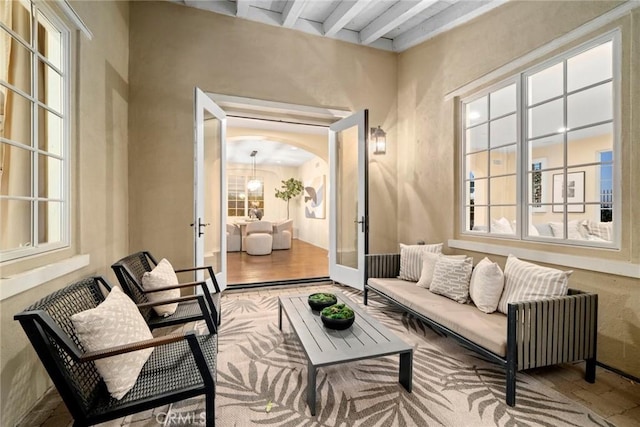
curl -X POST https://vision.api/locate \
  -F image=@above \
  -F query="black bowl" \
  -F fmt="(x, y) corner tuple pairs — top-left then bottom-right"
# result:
(308, 293), (337, 311)
(320, 313), (355, 330)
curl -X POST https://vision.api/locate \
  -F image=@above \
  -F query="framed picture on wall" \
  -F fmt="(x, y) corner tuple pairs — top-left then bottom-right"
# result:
(552, 171), (585, 213)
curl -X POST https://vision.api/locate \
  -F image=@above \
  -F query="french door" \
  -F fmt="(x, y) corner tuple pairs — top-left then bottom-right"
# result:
(194, 87), (228, 291)
(329, 109), (368, 290)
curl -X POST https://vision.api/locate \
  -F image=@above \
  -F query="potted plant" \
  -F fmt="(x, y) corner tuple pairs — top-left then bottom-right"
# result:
(320, 303), (355, 330)
(308, 293), (337, 311)
(275, 178), (304, 219)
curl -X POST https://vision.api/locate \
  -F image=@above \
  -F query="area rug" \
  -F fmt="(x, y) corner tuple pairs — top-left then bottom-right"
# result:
(168, 286), (613, 426)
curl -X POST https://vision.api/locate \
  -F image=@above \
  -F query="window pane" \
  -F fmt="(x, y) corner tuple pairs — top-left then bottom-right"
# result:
(471, 178), (487, 206)
(8, 1), (32, 43)
(529, 209), (564, 238)
(490, 84), (516, 118)
(567, 82), (612, 129)
(0, 199), (32, 251)
(38, 200), (63, 244)
(1, 143), (31, 196)
(468, 206), (487, 232)
(567, 123), (612, 167)
(2, 29), (32, 95)
(489, 206), (516, 234)
(528, 62), (563, 105)
(489, 175), (516, 205)
(38, 60), (62, 113)
(529, 134), (564, 169)
(567, 41), (612, 92)
(490, 145), (517, 175)
(2, 88), (32, 146)
(38, 154), (62, 199)
(466, 152), (487, 179)
(490, 114), (516, 147)
(528, 99), (563, 138)
(37, 12), (63, 71)
(38, 106), (63, 155)
(465, 96), (487, 127)
(567, 165), (603, 204)
(466, 124), (488, 152)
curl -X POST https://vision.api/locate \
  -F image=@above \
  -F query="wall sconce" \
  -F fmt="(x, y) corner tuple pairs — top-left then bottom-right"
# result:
(370, 125), (386, 155)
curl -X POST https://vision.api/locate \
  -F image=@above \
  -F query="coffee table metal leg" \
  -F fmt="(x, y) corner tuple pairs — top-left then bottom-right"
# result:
(399, 351), (413, 392)
(278, 300), (282, 331)
(307, 362), (317, 416)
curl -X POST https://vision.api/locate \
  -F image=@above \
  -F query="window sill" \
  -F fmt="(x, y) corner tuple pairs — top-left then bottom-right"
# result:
(0, 254), (90, 301)
(448, 239), (640, 278)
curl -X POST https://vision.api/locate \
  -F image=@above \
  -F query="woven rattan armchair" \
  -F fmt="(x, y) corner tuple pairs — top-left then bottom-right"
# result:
(14, 276), (217, 427)
(111, 251), (221, 334)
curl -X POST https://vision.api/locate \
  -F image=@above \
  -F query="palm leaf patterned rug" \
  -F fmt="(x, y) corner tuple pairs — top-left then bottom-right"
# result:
(169, 285), (612, 427)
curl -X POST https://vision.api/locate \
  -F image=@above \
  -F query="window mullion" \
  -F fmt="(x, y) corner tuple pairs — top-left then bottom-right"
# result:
(562, 58), (568, 240)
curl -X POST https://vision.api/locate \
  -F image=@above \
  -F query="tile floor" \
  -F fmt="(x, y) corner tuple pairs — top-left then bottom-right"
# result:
(17, 284), (640, 427)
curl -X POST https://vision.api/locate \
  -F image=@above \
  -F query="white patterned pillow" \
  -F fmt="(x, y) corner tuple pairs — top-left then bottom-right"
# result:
(398, 243), (443, 282)
(497, 255), (571, 314)
(469, 257), (505, 313)
(417, 252), (467, 289)
(582, 220), (613, 241)
(429, 256), (473, 303)
(141, 258), (180, 316)
(549, 220), (587, 240)
(71, 286), (153, 400)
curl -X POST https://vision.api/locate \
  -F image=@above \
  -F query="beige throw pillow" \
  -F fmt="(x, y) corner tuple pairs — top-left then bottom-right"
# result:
(429, 256), (473, 303)
(71, 286), (153, 400)
(417, 252), (467, 289)
(141, 258), (181, 316)
(497, 255), (571, 314)
(469, 257), (505, 313)
(398, 243), (443, 282)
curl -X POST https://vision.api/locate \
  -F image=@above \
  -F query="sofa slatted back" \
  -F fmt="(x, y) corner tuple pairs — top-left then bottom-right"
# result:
(510, 290), (598, 371)
(366, 253), (400, 279)
(14, 277), (111, 420)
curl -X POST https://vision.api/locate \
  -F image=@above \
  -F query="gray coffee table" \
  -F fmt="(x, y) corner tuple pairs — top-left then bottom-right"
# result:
(278, 291), (413, 416)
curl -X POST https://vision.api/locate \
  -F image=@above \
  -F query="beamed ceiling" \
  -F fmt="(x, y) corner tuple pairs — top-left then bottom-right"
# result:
(169, 0), (508, 52)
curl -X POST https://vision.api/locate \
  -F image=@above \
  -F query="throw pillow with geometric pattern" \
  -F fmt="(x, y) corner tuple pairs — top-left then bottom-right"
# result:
(141, 258), (181, 316)
(71, 286), (154, 400)
(398, 243), (443, 282)
(417, 252), (467, 289)
(429, 256), (473, 303)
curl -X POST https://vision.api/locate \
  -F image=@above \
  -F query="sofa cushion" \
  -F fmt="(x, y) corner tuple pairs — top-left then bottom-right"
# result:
(141, 258), (180, 316)
(367, 278), (508, 356)
(497, 255), (571, 314)
(398, 243), (442, 282)
(549, 220), (587, 240)
(469, 257), (505, 314)
(428, 256), (473, 303)
(416, 253), (467, 289)
(71, 286), (154, 400)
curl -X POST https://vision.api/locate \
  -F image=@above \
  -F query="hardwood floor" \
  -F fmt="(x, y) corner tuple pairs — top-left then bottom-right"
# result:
(226, 239), (328, 285)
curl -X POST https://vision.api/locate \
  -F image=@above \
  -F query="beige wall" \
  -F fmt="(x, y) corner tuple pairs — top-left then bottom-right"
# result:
(398, 1), (640, 376)
(0, 1), (130, 425)
(128, 1), (398, 272)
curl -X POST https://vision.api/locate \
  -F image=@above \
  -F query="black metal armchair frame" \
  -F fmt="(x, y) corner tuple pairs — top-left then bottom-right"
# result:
(14, 276), (217, 427)
(111, 251), (221, 334)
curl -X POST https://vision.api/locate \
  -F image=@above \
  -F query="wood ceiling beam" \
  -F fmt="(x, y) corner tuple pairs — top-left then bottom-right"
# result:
(392, 0), (507, 52)
(323, 0), (370, 37)
(359, 0), (438, 45)
(282, 0), (308, 28)
(236, 0), (251, 18)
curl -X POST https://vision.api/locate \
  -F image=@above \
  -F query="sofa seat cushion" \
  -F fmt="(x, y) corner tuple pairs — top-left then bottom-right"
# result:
(368, 278), (508, 356)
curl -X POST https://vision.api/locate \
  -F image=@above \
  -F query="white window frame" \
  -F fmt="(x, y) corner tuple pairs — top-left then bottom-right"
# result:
(0, 1), (71, 262)
(227, 174), (264, 218)
(460, 30), (621, 250)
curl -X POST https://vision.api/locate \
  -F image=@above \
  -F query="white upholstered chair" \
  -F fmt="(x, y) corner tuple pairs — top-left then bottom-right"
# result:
(244, 221), (273, 255)
(272, 219), (293, 250)
(226, 224), (241, 252)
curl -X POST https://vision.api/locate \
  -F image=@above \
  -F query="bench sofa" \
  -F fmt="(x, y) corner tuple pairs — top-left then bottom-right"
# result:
(364, 253), (598, 407)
